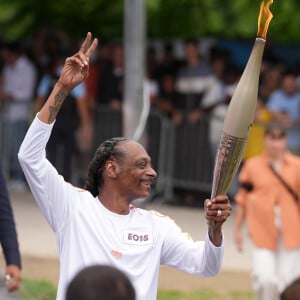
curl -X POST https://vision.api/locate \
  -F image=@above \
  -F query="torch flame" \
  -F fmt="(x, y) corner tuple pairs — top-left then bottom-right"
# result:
(257, 0), (274, 40)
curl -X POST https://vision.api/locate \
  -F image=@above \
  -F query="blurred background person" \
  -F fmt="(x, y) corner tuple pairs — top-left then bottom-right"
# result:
(0, 41), (37, 190)
(175, 39), (215, 124)
(172, 39), (216, 205)
(259, 66), (282, 105)
(85, 40), (112, 111)
(95, 43), (124, 110)
(0, 160), (22, 294)
(155, 43), (181, 89)
(201, 61), (240, 158)
(153, 73), (183, 125)
(234, 121), (300, 300)
(266, 71), (300, 156)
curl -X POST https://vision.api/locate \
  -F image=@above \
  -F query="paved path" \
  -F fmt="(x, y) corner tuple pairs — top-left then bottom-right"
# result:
(3, 189), (254, 299)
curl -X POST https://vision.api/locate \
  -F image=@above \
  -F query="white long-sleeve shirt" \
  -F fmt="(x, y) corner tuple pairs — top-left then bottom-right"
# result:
(18, 115), (224, 300)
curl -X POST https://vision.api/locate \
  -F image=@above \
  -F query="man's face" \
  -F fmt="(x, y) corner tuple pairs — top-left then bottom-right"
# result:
(115, 141), (157, 201)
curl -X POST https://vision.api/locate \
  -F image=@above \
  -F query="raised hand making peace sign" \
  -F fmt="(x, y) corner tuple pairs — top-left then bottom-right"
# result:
(58, 32), (98, 91)
(38, 32), (98, 124)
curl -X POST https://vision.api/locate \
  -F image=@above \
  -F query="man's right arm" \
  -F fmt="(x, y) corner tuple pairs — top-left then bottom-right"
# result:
(18, 114), (69, 231)
(18, 33), (98, 232)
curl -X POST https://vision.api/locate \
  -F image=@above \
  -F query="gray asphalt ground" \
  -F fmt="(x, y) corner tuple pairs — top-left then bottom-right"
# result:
(1, 189), (253, 299)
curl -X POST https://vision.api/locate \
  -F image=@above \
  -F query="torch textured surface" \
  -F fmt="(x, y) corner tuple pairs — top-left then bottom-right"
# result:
(211, 132), (247, 198)
(210, 39), (265, 199)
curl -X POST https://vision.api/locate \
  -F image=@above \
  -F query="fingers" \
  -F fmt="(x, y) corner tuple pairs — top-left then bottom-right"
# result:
(73, 32), (98, 71)
(5, 265), (21, 292)
(205, 194), (232, 222)
(205, 195), (231, 210)
(67, 32), (98, 69)
(5, 273), (21, 292)
(66, 56), (86, 68)
(236, 241), (243, 252)
(213, 194), (231, 204)
(235, 235), (243, 252)
(85, 37), (98, 59)
(79, 32), (92, 54)
(8, 279), (20, 292)
(79, 32), (98, 60)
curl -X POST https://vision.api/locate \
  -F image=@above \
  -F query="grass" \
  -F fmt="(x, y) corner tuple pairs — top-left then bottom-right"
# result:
(158, 289), (254, 300)
(19, 279), (254, 300)
(20, 279), (57, 300)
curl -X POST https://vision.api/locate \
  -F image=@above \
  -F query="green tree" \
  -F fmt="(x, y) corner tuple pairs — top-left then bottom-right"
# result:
(0, 0), (124, 40)
(0, 0), (300, 42)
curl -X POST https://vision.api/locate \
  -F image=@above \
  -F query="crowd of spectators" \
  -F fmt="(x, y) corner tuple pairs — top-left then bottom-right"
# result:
(1, 27), (300, 197)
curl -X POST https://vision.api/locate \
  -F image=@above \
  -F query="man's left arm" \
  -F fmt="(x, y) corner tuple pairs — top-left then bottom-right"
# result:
(160, 196), (231, 277)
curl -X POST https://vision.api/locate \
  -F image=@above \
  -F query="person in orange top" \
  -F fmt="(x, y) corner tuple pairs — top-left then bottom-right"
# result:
(234, 120), (300, 300)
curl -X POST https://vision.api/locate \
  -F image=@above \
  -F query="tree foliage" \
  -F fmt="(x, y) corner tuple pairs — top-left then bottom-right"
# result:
(0, 0), (300, 43)
(0, 0), (124, 41)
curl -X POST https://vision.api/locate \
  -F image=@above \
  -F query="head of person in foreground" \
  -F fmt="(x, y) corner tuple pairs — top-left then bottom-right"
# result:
(66, 264), (136, 300)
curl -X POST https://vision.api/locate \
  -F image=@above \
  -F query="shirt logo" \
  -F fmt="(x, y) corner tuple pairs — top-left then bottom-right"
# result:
(111, 250), (123, 260)
(123, 230), (154, 245)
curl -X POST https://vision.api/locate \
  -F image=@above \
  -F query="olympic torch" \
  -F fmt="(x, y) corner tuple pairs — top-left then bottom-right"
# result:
(210, 0), (274, 201)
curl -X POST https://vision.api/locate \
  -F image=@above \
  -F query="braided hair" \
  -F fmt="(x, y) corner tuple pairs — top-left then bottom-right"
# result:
(84, 137), (128, 197)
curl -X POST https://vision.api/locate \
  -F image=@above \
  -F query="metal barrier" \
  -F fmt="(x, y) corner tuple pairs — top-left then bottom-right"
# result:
(172, 118), (214, 194)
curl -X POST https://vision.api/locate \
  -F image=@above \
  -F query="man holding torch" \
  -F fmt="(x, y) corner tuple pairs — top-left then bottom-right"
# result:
(18, 32), (231, 300)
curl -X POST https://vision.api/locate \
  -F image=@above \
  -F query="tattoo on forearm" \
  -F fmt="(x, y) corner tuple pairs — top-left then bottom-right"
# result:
(48, 89), (69, 123)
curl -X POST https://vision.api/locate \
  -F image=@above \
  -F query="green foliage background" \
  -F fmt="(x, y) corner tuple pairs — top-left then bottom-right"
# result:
(0, 0), (299, 42)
